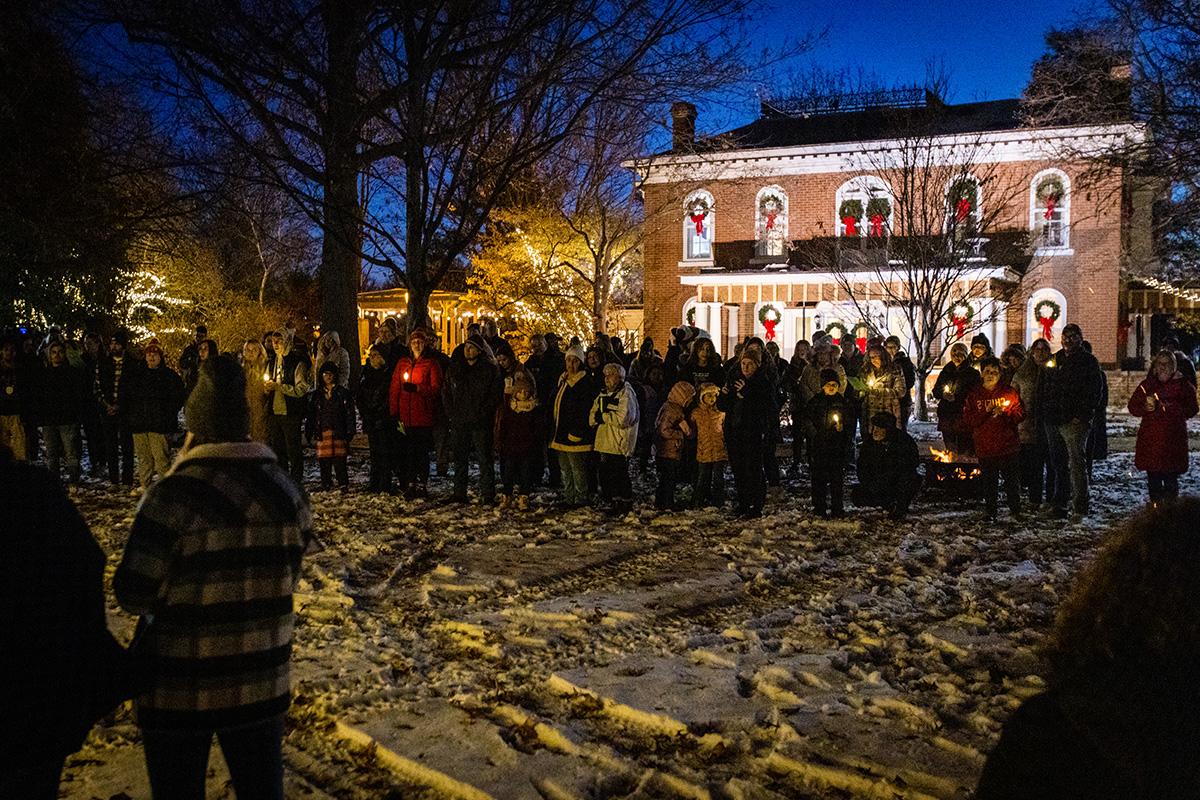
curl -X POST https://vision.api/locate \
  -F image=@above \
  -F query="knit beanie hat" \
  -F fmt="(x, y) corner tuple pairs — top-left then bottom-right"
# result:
(970, 333), (991, 350)
(820, 368), (840, 386)
(144, 338), (164, 357)
(186, 354), (250, 443)
(565, 345), (586, 366)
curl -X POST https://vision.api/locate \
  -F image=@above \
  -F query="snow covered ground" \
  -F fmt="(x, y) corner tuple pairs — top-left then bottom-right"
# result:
(59, 416), (1200, 799)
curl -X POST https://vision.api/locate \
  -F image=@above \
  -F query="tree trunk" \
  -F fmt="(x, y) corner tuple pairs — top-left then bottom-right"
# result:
(319, 2), (364, 384)
(407, 279), (433, 335)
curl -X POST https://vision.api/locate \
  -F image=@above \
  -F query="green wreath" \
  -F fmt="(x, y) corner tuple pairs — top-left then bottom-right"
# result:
(758, 304), (782, 325)
(1036, 175), (1065, 203)
(1034, 298), (1061, 323)
(825, 321), (848, 341)
(949, 300), (975, 325)
(949, 178), (979, 212)
(686, 306), (696, 326)
(865, 197), (891, 220)
(839, 199), (864, 221)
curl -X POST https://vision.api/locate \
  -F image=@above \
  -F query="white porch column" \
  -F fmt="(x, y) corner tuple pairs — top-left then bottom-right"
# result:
(991, 299), (1006, 354)
(706, 302), (723, 347)
(693, 301), (710, 332)
(726, 305), (740, 355)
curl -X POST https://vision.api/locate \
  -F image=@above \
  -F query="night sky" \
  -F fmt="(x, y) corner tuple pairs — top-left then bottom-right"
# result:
(699, 0), (1101, 133)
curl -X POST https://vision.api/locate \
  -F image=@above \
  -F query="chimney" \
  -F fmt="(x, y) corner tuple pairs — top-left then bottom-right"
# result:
(671, 101), (697, 151)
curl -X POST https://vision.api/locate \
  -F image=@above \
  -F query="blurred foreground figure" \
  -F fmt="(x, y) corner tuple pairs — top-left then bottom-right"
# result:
(977, 498), (1200, 799)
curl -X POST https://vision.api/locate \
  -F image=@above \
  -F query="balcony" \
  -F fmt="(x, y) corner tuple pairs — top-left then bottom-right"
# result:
(709, 229), (1032, 274)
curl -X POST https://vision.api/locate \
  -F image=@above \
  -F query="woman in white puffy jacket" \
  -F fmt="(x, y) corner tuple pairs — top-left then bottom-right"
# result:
(590, 363), (639, 510)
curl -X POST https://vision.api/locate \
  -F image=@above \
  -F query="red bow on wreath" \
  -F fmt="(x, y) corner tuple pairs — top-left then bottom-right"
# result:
(856, 336), (867, 353)
(952, 315), (968, 340)
(690, 213), (707, 235)
(765, 211), (777, 231)
(842, 216), (858, 236)
(869, 214), (884, 237)
(1044, 197), (1056, 220)
(763, 318), (778, 341)
(1040, 315), (1055, 341)
(955, 198), (971, 222)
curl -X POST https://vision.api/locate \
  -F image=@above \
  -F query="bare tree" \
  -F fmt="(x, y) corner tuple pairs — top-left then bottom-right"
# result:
(793, 95), (1031, 420)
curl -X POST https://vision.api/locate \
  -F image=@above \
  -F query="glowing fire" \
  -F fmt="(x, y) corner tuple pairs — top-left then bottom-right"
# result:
(930, 448), (954, 463)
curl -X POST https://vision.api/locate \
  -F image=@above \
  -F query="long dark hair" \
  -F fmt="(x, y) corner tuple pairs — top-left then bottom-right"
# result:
(1044, 499), (1200, 686)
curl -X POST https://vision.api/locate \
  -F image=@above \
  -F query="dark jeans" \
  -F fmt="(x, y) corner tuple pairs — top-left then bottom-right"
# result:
(789, 401), (806, 465)
(319, 456), (348, 488)
(694, 460), (727, 507)
(101, 412), (134, 484)
(1148, 472), (1181, 502)
(141, 714), (285, 800)
(82, 402), (106, 476)
(810, 460), (845, 516)
(1018, 436), (1049, 506)
(452, 427), (495, 502)
(655, 457), (680, 509)
(268, 413), (304, 485)
(764, 415), (781, 486)
(598, 453), (632, 501)
(501, 452), (538, 495)
(1048, 418), (1090, 514)
(729, 436), (767, 514)
(980, 453), (1021, 517)
(399, 426), (432, 491)
(365, 422), (393, 492)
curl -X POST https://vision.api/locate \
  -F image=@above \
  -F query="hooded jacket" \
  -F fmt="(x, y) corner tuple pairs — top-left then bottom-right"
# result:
(125, 364), (186, 434)
(550, 367), (599, 452)
(443, 334), (502, 431)
(860, 352), (906, 425)
(932, 360), (981, 433)
(654, 381), (695, 460)
(313, 331), (351, 389)
(1010, 355), (1043, 444)
(591, 380), (639, 457)
(717, 369), (774, 440)
(689, 387), (727, 463)
(389, 348), (443, 428)
(1043, 346), (1103, 426)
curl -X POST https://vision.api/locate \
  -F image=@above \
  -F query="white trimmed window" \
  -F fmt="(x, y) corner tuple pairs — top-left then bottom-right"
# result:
(755, 185), (788, 257)
(836, 176), (892, 238)
(946, 175), (983, 234)
(1031, 170), (1070, 251)
(683, 190), (714, 261)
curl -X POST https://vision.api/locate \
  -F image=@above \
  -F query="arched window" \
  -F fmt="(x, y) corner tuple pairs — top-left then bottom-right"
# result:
(683, 190), (714, 261)
(946, 175), (983, 235)
(1030, 170), (1070, 251)
(755, 185), (788, 258)
(836, 176), (892, 238)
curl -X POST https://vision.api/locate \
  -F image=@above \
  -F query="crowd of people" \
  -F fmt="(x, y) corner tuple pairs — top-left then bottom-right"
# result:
(1, 319), (1197, 519)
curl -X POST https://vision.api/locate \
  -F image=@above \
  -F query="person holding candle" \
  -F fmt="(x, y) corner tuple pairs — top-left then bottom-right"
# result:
(125, 341), (185, 494)
(306, 362), (355, 492)
(263, 328), (311, 486)
(964, 357), (1025, 521)
(240, 339), (270, 444)
(933, 342), (980, 455)
(804, 369), (852, 518)
(859, 342), (905, 438)
(358, 345), (396, 493)
(1042, 323), (1103, 520)
(1128, 350), (1199, 503)
(718, 349), (773, 519)
(389, 327), (443, 498)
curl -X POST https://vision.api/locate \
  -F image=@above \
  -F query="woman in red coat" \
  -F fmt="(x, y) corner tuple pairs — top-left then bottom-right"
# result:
(1128, 350), (1199, 503)
(388, 327), (444, 497)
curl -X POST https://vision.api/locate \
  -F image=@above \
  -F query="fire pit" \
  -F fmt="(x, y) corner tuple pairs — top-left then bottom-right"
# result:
(922, 447), (984, 497)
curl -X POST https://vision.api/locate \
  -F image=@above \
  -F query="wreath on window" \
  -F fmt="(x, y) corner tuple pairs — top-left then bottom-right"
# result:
(1034, 298), (1061, 341)
(1036, 176), (1065, 219)
(687, 196), (711, 235)
(949, 300), (974, 340)
(825, 320), (848, 343)
(686, 307), (696, 326)
(839, 199), (864, 236)
(758, 303), (782, 341)
(865, 197), (891, 237)
(759, 192), (785, 231)
(949, 179), (978, 222)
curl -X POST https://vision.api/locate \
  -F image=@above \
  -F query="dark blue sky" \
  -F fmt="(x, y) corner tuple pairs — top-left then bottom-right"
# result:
(700, 0), (1100, 133)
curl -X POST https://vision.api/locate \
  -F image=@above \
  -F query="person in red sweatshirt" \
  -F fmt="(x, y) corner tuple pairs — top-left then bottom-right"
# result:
(1128, 349), (1199, 503)
(964, 357), (1025, 521)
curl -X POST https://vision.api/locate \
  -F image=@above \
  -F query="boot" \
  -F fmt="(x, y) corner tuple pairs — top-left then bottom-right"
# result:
(516, 494), (529, 511)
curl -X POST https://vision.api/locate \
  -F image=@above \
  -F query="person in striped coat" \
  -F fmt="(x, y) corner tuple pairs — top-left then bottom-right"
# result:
(114, 354), (312, 800)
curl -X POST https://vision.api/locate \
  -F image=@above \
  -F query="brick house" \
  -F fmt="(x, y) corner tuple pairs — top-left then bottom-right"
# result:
(635, 92), (1153, 368)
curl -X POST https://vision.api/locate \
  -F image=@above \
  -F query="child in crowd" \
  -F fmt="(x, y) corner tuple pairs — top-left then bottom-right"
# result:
(963, 357), (1024, 520)
(805, 369), (851, 518)
(496, 373), (542, 510)
(307, 362), (355, 492)
(689, 383), (727, 508)
(591, 363), (639, 513)
(654, 381), (696, 510)
(357, 345), (394, 493)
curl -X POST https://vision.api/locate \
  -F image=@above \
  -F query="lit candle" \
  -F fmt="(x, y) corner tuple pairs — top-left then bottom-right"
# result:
(262, 371), (270, 381)
(1046, 358), (1056, 368)
(403, 371), (410, 381)
(832, 412), (840, 424)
